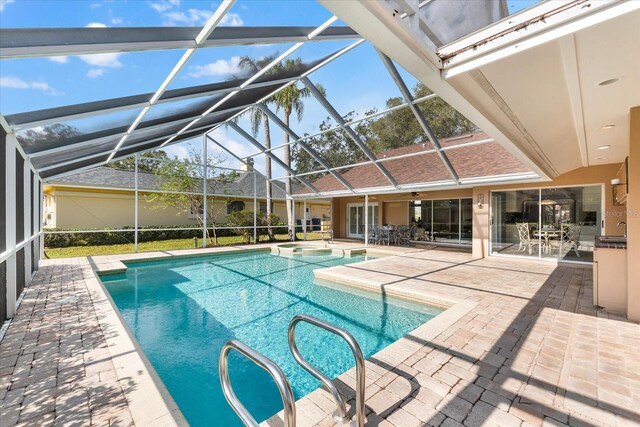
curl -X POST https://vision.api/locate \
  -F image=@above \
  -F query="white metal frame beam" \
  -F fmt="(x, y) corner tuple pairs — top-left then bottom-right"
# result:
(301, 76), (399, 188)
(377, 50), (460, 184)
(257, 104), (355, 192)
(227, 122), (319, 194)
(244, 92), (438, 158)
(107, 0), (238, 162)
(0, 26), (360, 59)
(6, 76), (299, 132)
(159, 16), (343, 148)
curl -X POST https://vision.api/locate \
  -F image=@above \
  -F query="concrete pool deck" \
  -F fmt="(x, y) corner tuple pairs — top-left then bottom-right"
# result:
(1, 242), (639, 426)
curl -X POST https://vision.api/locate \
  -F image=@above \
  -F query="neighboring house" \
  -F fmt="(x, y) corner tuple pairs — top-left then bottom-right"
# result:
(43, 162), (330, 229)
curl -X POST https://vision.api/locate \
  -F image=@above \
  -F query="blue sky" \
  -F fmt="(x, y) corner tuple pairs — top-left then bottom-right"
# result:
(0, 0), (540, 178)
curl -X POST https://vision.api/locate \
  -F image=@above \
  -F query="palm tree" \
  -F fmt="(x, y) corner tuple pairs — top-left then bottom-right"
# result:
(237, 55), (277, 240)
(272, 58), (325, 240)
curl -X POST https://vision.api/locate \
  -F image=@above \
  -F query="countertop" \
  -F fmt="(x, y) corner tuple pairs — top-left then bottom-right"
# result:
(595, 235), (627, 249)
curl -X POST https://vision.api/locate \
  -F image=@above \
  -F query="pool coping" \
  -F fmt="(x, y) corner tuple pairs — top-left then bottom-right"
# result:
(86, 264), (188, 426)
(87, 243), (465, 427)
(88, 245), (283, 427)
(262, 256), (478, 426)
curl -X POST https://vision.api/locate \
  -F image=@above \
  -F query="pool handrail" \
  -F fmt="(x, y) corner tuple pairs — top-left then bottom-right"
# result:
(219, 339), (296, 427)
(288, 314), (366, 427)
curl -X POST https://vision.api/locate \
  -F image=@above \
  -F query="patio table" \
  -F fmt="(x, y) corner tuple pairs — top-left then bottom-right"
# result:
(534, 229), (560, 254)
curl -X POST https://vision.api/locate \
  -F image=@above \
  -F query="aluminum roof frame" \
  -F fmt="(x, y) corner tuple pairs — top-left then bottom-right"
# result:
(106, 1), (240, 163)
(301, 76), (399, 188)
(2, 2), (539, 200)
(27, 34), (358, 178)
(257, 104), (355, 192)
(5, 76), (301, 131)
(227, 122), (319, 194)
(0, 26), (360, 59)
(377, 50), (460, 184)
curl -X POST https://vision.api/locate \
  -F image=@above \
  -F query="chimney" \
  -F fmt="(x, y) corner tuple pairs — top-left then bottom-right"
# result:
(241, 157), (254, 172)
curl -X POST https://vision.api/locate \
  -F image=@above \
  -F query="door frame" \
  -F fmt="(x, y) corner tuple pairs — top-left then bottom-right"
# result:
(346, 202), (378, 238)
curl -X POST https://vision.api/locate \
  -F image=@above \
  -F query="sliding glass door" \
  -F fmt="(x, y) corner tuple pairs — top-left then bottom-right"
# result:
(490, 186), (601, 262)
(409, 198), (472, 245)
(347, 203), (378, 238)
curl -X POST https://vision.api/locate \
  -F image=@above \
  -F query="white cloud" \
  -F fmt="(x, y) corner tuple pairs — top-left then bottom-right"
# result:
(79, 52), (122, 68)
(78, 22), (122, 69)
(111, 17), (123, 24)
(87, 68), (105, 78)
(221, 13), (243, 27)
(0, 0), (15, 12)
(150, 0), (179, 13)
(90, 3), (102, 9)
(162, 8), (211, 26)
(163, 142), (191, 160)
(187, 56), (241, 78)
(0, 76), (63, 95)
(48, 56), (68, 64)
(86, 22), (107, 28)
(1, 76), (29, 89)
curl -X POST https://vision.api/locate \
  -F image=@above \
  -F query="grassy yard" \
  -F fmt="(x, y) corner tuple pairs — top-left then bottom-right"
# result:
(44, 233), (324, 259)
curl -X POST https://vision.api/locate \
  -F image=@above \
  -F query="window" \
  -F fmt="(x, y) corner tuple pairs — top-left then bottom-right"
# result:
(259, 202), (268, 214)
(227, 201), (245, 214)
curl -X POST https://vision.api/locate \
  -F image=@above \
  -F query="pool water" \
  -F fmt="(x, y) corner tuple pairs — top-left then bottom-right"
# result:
(101, 251), (441, 426)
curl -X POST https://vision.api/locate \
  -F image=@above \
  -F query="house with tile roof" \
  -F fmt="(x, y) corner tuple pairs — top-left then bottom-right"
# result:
(43, 163), (330, 230)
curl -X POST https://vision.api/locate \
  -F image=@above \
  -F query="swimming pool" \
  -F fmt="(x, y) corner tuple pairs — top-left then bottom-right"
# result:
(101, 250), (441, 426)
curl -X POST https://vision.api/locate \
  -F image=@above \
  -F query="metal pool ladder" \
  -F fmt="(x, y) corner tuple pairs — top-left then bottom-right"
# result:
(219, 316), (366, 427)
(219, 339), (296, 427)
(289, 314), (366, 427)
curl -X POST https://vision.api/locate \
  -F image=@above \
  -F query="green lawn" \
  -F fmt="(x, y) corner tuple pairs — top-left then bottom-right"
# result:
(44, 233), (324, 259)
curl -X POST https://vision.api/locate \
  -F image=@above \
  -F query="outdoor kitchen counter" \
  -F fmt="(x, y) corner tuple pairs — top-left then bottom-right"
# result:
(594, 235), (627, 249)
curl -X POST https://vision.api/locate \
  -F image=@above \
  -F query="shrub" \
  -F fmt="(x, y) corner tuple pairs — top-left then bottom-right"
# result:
(44, 224), (239, 248)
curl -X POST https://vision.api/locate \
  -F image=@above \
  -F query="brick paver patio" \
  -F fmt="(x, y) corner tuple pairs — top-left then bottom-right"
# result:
(1, 245), (639, 426)
(0, 257), (133, 426)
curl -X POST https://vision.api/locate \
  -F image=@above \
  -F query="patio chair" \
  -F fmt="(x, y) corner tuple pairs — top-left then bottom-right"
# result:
(395, 225), (412, 246)
(378, 226), (391, 246)
(550, 223), (583, 257)
(516, 222), (540, 255)
(415, 228), (426, 241)
(367, 225), (378, 245)
(424, 225), (435, 242)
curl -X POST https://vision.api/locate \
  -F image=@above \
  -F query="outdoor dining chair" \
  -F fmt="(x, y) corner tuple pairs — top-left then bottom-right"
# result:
(516, 222), (541, 255)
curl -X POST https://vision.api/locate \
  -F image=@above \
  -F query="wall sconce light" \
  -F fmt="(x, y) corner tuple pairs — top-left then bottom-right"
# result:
(477, 193), (484, 208)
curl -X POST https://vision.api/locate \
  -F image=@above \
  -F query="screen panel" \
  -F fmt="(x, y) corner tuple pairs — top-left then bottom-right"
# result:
(0, 261), (6, 321)
(16, 247), (25, 297)
(15, 150), (24, 243)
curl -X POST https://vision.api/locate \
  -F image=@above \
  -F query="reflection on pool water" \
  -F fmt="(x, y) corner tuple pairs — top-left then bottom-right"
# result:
(101, 251), (441, 426)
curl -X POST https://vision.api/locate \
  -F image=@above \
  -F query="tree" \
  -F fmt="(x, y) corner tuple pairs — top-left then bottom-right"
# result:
(271, 59), (325, 240)
(292, 111), (366, 182)
(107, 150), (169, 173)
(237, 54), (278, 241)
(413, 83), (478, 139)
(148, 152), (238, 246)
(226, 210), (280, 244)
(291, 82), (478, 178)
(16, 123), (82, 147)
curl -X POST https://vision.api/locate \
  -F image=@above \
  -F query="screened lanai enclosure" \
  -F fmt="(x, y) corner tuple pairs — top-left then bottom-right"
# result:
(0, 0), (551, 321)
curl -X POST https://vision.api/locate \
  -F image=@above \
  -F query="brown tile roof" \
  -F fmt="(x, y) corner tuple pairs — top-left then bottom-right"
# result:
(298, 132), (531, 194)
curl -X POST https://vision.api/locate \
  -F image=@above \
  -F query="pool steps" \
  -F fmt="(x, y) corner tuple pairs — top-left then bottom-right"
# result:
(271, 242), (368, 258)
